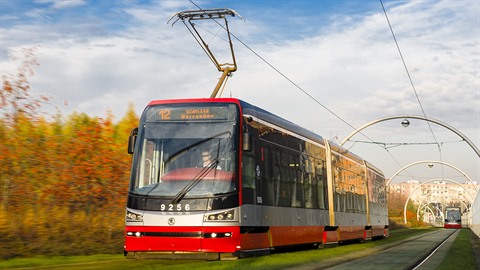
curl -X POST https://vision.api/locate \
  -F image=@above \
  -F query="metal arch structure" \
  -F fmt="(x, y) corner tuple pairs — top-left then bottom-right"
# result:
(339, 114), (480, 158)
(417, 203), (437, 223)
(386, 160), (478, 192)
(408, 177), (475, 205)
(403, 178), (474, 224)
(416, 200), (468, 222)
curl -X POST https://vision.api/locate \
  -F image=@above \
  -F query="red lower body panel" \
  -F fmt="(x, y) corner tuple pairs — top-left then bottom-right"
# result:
(372, 226), (387, 237)
(240, 232), (270, 250)
(323, 229), (339, 245)
(444, 223), (461, 229)
(124, 226), (240, 253)
(125, 224), (389, 256)
(338, 226), (364, 241)
(269, 226), (324, 247)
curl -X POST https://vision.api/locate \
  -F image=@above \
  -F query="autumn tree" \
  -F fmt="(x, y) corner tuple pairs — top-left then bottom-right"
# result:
(1, 48), (140, 258)
(0, 47), (48, 121)
(0, 47), (49, 214)
(387, 192), (407, 217)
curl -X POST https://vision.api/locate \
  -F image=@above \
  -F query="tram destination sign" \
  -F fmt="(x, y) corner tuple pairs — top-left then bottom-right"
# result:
(154, 106), (229, 121)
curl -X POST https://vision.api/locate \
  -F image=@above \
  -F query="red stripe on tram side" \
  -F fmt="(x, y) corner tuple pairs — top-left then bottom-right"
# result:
(338, 226), (365, 241)
(239, 232), (270, 250)
(269, 226), (324, 247)
(372, 226), (386, 238)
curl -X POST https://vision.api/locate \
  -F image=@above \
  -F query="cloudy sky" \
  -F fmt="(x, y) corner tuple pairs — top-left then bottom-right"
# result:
(1, 0), (479, 191)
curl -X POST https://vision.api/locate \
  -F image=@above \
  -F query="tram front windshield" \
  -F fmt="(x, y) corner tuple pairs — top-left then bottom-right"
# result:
(446, 209), (460, 222)
(130, 103), (238, 199)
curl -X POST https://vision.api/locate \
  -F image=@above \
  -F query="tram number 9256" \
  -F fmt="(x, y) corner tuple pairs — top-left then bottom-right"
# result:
(160, 204), (191, 212)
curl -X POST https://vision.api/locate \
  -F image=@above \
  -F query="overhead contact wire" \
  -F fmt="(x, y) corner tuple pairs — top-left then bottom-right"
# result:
(187, 0), (417, 180)
(380, 0), (445, 179)
(187, 0), (376, 143)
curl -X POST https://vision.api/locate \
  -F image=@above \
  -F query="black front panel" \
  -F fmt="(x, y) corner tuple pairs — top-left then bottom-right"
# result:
(127, 193), (239, 211)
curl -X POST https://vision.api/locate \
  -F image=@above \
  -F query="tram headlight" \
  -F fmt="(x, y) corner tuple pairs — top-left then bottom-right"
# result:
(126, 210), (143, 222)
(204, 210), (235, 221)
(126, 231), (143, 238)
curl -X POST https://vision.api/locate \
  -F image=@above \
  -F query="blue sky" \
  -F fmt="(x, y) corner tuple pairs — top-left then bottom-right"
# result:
(0, 0), (382, 49)
(1, 0), (479, 186)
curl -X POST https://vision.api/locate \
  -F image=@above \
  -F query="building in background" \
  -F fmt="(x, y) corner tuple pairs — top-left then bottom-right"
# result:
(388, 180), (479, 224)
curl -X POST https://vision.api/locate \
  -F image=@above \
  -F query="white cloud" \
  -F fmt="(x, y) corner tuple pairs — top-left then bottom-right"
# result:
(34, 0), (87, 9)
(2, 0), (479, 181)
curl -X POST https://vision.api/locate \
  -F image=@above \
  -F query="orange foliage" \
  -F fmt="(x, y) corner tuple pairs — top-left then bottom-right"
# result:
(387, 192), (407, 218)
(0, 48), (139, 258)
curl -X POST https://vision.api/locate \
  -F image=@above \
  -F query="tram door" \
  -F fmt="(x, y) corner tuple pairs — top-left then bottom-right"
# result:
(241, 116), (263, 218)
(242, 130), (256, 205)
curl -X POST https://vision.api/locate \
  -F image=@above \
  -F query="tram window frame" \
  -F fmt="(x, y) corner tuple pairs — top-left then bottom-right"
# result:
(259, 144), (274, 206)
(255, 120), (328, 210)
(278, 150), (291, 207)
(315, 160), (327, 210)
(242, 153), (256, 204)
(332, 157), (367, 214)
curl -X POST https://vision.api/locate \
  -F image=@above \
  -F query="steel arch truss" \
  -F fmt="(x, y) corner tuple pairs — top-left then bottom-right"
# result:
(403, 178), (474, 224)
(340, 114), (479, 157)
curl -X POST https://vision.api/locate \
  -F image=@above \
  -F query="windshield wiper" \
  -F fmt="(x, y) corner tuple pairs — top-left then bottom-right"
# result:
(171, 159), (220, 204)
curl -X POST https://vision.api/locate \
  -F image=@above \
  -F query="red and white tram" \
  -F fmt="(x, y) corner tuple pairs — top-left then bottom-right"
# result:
(124, 98), (389, 259)
(444, 206), (462, 229)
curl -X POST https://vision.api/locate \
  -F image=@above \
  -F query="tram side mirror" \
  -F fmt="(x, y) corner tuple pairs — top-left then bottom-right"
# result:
(128, 127), (138, 155)
(243, 132), (252, 152)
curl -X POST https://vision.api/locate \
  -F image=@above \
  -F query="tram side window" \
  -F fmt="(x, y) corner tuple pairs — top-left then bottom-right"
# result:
(137, 139), (156, 188)
(242, 154), (255, 204)
(290, 154), (304, 208)
(303, 156), (316, 209)
(278, 150), (291, 207)
(368, 172), (386, 207)
(315, 160), (327, 209)
(346, 173), (356, 213)
(333, 165), (366, 214)
(355, 173), (366, 213)
(269, 148), (294, 207)
(271, 148), (279, 206)
(258, 131), (328, 210)
(242, 155), (255, 188)
(345, 173), (352, 212)
(359, 195), (366, 213)
(333, 167), (343, 212)
(333, 167), (365, 213)
(261, 146), (275, 206)
(376, 174), (387, 205)
(367, 171), (376, 203)
(368, 173), (387, 215)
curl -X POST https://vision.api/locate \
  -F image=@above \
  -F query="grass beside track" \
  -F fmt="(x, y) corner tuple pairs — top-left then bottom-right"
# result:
(3, 227), (477, 270)
(436, 229), (479, 270)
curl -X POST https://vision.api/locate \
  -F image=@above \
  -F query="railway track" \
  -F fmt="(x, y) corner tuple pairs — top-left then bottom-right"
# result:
(412, 229), (458, 270)
(288, 229), (458, 270)
(326, 229), (458, 270)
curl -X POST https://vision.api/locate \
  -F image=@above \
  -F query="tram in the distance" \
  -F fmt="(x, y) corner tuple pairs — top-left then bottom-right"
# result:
(444, 206), (462, 229)
(124, 98), (389, 260)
